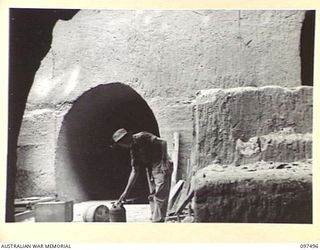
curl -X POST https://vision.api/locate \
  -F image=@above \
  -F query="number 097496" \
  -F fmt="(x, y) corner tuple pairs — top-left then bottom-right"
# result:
(300, 244), (319, 248)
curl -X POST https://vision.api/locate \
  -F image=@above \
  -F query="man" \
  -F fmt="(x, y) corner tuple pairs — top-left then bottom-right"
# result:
(112, 128), (173, 222)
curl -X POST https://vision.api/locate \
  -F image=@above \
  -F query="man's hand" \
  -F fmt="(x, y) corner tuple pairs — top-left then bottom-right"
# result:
(117, 167), (139, 205)
(117, 192), (127, 205)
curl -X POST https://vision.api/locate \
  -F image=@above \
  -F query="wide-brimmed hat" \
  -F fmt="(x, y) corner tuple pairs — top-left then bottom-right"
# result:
(112, 128), (128, 143)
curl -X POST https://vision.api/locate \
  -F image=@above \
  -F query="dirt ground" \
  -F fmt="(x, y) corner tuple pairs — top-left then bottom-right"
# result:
(73, 201), (151, 223)
(17, 201), (151, 223)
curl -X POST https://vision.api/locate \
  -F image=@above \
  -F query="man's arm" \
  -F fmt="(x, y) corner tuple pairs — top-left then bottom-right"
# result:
(118, 167), (139, 204)
(157, 138), (167, 163)
(156, 137), (173, 174)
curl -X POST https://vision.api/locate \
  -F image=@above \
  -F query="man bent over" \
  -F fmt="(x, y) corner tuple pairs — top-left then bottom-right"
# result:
(112, 128), (173, 222)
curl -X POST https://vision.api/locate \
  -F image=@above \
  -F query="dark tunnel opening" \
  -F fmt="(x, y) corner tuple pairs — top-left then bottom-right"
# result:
(55, 83), (159, 203)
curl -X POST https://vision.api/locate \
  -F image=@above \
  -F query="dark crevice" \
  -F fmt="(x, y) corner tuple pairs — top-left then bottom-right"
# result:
(7, 8), (79, 222)
(300, 10), (315, 86)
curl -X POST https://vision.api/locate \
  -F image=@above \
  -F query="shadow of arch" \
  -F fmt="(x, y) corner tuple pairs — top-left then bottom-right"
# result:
(55, 82), (159, 203)
(8, 8), (79, 222)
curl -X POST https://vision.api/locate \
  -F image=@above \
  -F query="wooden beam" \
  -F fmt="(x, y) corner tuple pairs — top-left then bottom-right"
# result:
(15, 210), (35, 222)
(171, 132), (179, 186)
(174, 188), (194, 216)
(168, 180), (184, 210)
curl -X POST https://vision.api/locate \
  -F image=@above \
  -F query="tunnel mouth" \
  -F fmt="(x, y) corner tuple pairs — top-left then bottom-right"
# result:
(55, 83), (159, 203)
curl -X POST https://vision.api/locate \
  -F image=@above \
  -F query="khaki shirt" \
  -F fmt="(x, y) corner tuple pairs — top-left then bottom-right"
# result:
(130, 132), (165, 172)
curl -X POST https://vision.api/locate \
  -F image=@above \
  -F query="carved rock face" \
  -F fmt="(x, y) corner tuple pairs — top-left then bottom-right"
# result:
(193, 86), (313, 168)
(194, 160), (312, 223)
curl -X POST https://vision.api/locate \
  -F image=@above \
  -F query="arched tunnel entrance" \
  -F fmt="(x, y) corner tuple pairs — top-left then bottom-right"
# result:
(55, 83), (159, 203)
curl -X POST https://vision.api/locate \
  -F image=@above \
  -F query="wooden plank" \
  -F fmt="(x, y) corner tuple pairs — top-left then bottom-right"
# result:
(15, 210), (35, 222)
(15, 196), (56, 207)
(168, 180), (184, 210)
(172, 164), (197, 215)
(174, 170), (196, 215)
(174, 188), (194, 215)
(171, 132), (179, 186)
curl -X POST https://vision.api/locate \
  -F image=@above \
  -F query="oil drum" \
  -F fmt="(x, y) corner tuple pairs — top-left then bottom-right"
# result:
(109, 202), (126, 222)
(83, 204), (110, 222)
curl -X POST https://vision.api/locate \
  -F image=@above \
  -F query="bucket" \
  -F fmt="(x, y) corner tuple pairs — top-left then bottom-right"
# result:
(109, 202), (126, 222)
(83, 204), (110, 222)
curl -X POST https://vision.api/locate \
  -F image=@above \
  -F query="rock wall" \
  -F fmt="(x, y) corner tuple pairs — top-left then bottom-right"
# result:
(191, 86), (313, 223)
(194, 161), (312, 223)
(148, 98), (194, 179)
(27, 10), (305, 106)
(193, 86), (313, 168)
(16, 109), (57, 197)
(234, 131), (312, 166)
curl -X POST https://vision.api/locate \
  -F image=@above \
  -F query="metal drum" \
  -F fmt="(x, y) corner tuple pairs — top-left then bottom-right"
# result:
(83, 204), (110, 222)
(109, 202), (126, 222)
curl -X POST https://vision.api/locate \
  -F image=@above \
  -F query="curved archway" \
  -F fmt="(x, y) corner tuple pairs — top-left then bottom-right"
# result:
(55, 83), (159, 203)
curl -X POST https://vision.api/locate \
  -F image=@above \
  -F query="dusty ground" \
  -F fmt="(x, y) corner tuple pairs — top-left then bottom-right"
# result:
(73, 201), (151, 223)
(17, 201), (151, 223)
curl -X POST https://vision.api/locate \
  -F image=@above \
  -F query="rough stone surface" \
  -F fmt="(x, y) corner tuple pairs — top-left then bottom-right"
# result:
(193, 86), (313, 168)
(194, 160), (312, 223)
(148, 98), (194, 179)
(234, 131), (312, 166)
(17, 109), (56, 145)
(16, 109), (57, 197)
(27, 10), (305, 106)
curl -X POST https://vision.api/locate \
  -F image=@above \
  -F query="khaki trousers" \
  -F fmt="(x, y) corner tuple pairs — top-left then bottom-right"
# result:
(148, 162), (172, 222)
